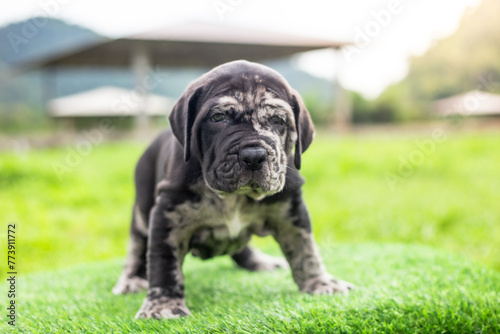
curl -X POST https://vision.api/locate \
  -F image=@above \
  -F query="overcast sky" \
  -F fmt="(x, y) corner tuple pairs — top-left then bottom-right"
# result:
(1, 0), (482, 98)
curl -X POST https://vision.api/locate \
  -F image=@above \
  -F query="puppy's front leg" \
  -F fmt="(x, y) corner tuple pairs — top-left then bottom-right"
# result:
(135, 194), (190, 319)
(273, 194), (353, 294)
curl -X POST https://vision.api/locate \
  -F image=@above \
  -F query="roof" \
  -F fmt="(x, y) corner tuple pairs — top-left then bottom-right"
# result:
(48, 86), (174, 118)
(433, 90), (500, 116)
(19, 20), (350, 70)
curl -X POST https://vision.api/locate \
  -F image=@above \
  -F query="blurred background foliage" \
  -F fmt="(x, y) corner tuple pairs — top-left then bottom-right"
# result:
(347, 0), (500, 124)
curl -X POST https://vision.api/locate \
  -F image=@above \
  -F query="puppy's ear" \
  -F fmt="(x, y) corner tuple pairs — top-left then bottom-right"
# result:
(291, 91), (315, 170)
(168, 86), (203, 162)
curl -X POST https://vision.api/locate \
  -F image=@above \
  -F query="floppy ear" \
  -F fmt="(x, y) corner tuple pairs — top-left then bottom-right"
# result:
(291, 91), (315, 170)
(168, 86), (203, 162)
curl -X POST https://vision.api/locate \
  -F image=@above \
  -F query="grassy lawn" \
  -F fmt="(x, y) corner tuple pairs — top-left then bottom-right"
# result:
(1, 129), (500, 332)
(2, 244), (500, 333)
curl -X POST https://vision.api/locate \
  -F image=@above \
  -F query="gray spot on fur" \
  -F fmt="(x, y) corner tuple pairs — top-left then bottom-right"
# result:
(203, 87), (296, 197)
(163, 185), (287, 259)
(134, 204), (149, 236)
(270, 218), (335, 290)
(112, 233), (147, 294)
(136, 287), (191, 319)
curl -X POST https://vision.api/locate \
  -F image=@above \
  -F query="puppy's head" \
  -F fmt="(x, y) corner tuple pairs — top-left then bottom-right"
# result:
(169, 60), (314, 200)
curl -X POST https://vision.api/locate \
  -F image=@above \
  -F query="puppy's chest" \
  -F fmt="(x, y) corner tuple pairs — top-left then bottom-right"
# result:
(170, 195), (273, 259)
(189, 195), (266, 236)
(204, 208), (253, 238)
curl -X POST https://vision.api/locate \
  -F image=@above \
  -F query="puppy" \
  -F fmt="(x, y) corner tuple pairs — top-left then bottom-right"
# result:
(112, 60), (352, 319)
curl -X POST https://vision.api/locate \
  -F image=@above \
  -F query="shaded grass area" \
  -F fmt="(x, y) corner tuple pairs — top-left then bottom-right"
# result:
(1, 131), (500, 275)
(1, 244), (499, 333)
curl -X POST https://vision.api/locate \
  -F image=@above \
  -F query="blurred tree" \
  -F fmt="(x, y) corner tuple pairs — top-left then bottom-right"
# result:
(351, 91), (374, 123)
(380, 0), (500, 119)
(302, 90), (334, 125)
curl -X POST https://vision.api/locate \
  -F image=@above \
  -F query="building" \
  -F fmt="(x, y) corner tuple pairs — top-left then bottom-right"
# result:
(433, 90), (500, 117)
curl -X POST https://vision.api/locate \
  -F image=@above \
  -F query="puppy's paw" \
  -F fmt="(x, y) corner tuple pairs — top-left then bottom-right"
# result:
(135, 296), (191, 320)
(112, 275), (148, 295)
(301, 275), (354, 295)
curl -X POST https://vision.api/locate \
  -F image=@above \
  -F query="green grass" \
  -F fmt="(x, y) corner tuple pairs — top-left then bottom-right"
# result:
(1, 244), (499, 333)
(299, 131), (500, 270)
(1, 130), (500, 331)
(0, 131), (500, 274)
(0, 142), (143, 273)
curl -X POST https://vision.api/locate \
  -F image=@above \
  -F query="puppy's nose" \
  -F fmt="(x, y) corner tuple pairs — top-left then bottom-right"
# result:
(239, 147), (267, 171)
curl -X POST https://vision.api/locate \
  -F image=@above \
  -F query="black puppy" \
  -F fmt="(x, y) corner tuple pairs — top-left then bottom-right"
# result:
(113, 60), (352, 319)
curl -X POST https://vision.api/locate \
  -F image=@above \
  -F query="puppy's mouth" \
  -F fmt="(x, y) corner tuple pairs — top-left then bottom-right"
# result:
(205, 150), (286, 200)
(208, 178), (274, 201)
(232, 179), (274, 200)
(244, 180), (260, 189)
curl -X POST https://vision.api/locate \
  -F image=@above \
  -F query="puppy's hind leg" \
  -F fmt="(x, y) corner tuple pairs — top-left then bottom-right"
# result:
(231, 246), (289, 271)
(112, 205), (149, 294)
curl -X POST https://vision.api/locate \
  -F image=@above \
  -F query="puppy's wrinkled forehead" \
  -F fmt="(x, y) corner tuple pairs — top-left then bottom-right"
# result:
(211, 84), (294, 120)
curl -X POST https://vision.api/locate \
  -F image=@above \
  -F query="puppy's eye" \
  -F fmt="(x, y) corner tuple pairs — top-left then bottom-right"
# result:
(210, 113), (226, 122)
(269, 115), (284, 125)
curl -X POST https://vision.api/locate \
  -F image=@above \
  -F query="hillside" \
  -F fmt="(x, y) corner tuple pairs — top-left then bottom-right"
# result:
(374, 0), (500, 119)
(0, 18), (105, 130)
(0, 17), (103, 66)
(406, 0), (500, 101)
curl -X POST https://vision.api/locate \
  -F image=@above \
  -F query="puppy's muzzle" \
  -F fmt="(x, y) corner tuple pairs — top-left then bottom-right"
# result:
(239, 147), (267, 171)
